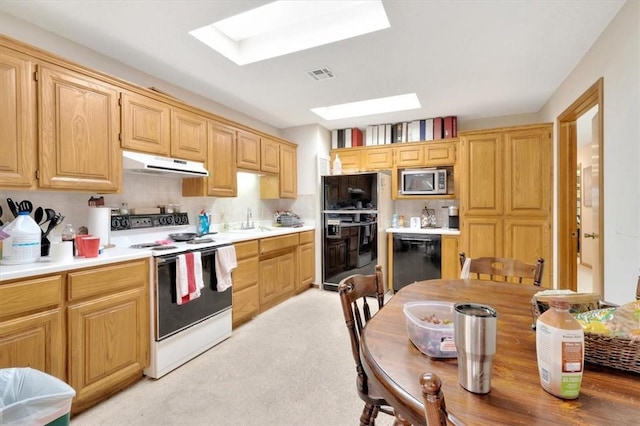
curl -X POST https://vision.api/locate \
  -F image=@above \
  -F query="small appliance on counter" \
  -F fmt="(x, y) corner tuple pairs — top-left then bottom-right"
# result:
(448, 206), (460, 230)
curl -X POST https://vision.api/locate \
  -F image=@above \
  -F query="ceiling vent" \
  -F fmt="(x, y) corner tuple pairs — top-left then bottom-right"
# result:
(307, 67), (335, 81)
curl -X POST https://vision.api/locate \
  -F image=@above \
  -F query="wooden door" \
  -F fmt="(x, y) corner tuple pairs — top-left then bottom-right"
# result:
(364, 146), (393, 170)
(0, 310), (64, 379)
(278, 252), (296, 294)
(424, 142), (456, 166)
(38, 63), (121, 192)
(68, 288), (148, 409)
(394, 145), (424, 167)
(259, 257), (278, 305)
(260, 138), (280, 174)
(461, 217), (503, 258)
(298, 232), (315, 291)
(441, 235), (459, 279)
(331, 150), (361, 173)
(0, 48), (36, 188)
(503, 126), (552, 217)
(120, 92), (170, 155)
(504, 218), (551, 287)
(279, 144), (297, 199)
(460, 133), (503, 216)
(237, 130), (260, 171)
(170, 107), (207, 162)
(207, 122), (237, 197)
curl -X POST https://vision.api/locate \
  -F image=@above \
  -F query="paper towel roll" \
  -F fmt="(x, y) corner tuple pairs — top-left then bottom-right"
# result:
(88, 207), (111, 246)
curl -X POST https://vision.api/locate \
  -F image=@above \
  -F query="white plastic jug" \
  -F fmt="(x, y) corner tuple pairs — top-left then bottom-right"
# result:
(1, 211), (41, 265)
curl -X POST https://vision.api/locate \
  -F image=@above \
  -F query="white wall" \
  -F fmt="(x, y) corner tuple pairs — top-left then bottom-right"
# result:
(539, 0), (640, 304)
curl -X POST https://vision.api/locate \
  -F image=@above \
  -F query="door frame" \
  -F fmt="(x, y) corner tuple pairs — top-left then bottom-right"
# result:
(556, 78), (604, 291)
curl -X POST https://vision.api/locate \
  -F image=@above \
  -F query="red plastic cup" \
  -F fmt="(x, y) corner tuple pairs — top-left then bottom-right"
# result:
(75, 234), (93, 257)
(83, 237), (101, 258)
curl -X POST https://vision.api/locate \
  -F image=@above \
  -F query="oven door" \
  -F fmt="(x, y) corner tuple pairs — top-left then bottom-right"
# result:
(154, 246), (232, 341)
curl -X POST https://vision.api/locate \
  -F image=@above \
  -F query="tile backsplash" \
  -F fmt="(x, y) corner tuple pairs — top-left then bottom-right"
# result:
(1, 172), (317, 238)
(393, 199), (460, 228)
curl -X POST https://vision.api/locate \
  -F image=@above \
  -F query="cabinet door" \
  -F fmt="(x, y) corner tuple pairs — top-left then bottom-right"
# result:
(207, 122), (237, 196)
(278, 252), (296, 295)
(0, 310), (65, 380)
(237, 130), (260, 171)
(331, 150), (361, 173)
(504, 218), (551, 287)
(170, 107), (207, 162)
(461, 217), (503, 258)
(260, 137), (280, 174)
(0, 48), (36, 188)
(441, 235), (460, 279)
(503, 126), (552, 217)
(424, 142), (456, 166)
(259, 257), (278, 305)
(461, 133), (503, 216)
(68, 288), (148, 408)
(299, 242), (314, 291)
(394, 145), (424, 167)
(364, 147), (393, 170)
(39, 63), (121, 192)
(232, 241), (259, 327)
(121, 92), (171, 155)
(279, 144), (297, 199)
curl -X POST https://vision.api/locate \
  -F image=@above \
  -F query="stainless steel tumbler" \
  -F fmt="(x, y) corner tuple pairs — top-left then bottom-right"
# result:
(454, 303), (498, 394)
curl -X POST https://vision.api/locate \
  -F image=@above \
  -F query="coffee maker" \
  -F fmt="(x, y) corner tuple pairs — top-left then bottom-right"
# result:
(448, 206), (459, 230)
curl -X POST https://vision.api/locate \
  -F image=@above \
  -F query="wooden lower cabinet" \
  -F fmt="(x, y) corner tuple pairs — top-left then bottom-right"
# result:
(0, 275), (65, 379)
(259, 251), (296, 311)
(232, 240), (259, 328)
(441, 235), (460, 279)
(298, 231), (315, 292)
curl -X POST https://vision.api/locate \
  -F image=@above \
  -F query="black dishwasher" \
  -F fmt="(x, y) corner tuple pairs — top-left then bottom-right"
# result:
(392, 233), (441, 291)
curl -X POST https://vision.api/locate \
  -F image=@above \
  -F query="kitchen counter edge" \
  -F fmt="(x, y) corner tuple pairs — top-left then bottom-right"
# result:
(0, 226), (316, 282)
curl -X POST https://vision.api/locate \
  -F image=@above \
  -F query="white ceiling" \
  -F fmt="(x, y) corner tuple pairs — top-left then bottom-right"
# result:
(0, 0), (625, 131)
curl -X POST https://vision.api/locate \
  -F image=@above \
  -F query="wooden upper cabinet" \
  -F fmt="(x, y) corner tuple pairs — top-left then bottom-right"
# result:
(170, 107), (207, 162)
(460, 133), (503, 216)
(206, 122), (237, 197)
(279, 143), (297, 198)
(503, 126), (552, 217)
(331, 149), (361, 173)
(0, 47), (37, 188)
(363, 146), (393, 170)
(261, 137), (280, 174)
(395, 145), (424, 167)
(237, 130), (260, 171)
(38, 63), (121, 192)
(120, 92), (171, 156)
(424, 142), (456, 166)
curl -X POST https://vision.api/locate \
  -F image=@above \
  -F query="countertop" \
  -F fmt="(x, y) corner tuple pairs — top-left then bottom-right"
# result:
(0, 225), (315, 282)
(385, 227), (460, 236)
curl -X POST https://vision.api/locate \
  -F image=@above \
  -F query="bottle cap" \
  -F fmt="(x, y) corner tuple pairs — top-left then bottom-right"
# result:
(549, 297), (571, 310)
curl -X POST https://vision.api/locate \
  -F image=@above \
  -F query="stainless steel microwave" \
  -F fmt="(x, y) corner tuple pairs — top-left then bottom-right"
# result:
(400, 168), (447, 195)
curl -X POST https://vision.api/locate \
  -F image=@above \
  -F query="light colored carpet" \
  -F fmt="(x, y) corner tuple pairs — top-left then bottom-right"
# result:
(71, 288), (397, 426)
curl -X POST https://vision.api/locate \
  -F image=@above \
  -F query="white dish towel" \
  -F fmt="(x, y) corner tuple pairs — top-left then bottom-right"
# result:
(176, 252), (204, 305)
(215, 245), (238, 292)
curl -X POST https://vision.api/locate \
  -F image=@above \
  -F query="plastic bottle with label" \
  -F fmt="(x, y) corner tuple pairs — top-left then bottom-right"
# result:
(536, 297), (584, 399)
(0, 211), (41, 265)
(61, 224), (76, 257)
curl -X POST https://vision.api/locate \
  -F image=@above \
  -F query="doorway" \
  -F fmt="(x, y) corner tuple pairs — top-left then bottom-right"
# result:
(556, 78), (604, 295)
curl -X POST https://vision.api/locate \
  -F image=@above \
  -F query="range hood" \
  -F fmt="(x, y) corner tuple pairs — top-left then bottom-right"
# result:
(122, 150), (209, 178)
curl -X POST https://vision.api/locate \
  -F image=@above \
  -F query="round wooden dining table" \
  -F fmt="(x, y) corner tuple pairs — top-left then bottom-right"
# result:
(360, 279), (640, 425)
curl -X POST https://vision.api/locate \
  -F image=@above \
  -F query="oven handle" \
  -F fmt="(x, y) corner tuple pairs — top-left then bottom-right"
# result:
(155, 245), (229, 263)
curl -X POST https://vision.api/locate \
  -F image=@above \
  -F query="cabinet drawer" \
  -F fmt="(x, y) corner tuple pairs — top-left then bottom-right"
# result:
(234, 240), (259, 260)
(232, 284), (259, 325)
(233, 256), (259, 291)
(0, 275), (62, 319)
(299, 230), (314, 245)
(68, 260), (148, 301)
(260, 234), (299, 255)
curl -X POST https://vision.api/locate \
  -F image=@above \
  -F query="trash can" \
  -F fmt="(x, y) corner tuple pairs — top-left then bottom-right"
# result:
(0, 368), (75, 426)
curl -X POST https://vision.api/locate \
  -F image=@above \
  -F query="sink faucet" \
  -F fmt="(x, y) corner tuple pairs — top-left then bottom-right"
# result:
(242, 208), (254, 229)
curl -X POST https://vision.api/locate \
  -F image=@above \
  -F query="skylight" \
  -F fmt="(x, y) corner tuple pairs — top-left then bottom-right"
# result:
(189, 0), (390, 65)
(311, 94), (421, 121)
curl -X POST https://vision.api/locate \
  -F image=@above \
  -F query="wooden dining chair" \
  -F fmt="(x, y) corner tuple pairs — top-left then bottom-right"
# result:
(421, 373), (463, 426)
(338, 265), (409, 426)
(459, 252), (544, 286)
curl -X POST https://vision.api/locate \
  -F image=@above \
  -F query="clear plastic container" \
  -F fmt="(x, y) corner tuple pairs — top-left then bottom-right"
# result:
(1, 211), (41, 265)
(403, 301), (457, 358)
